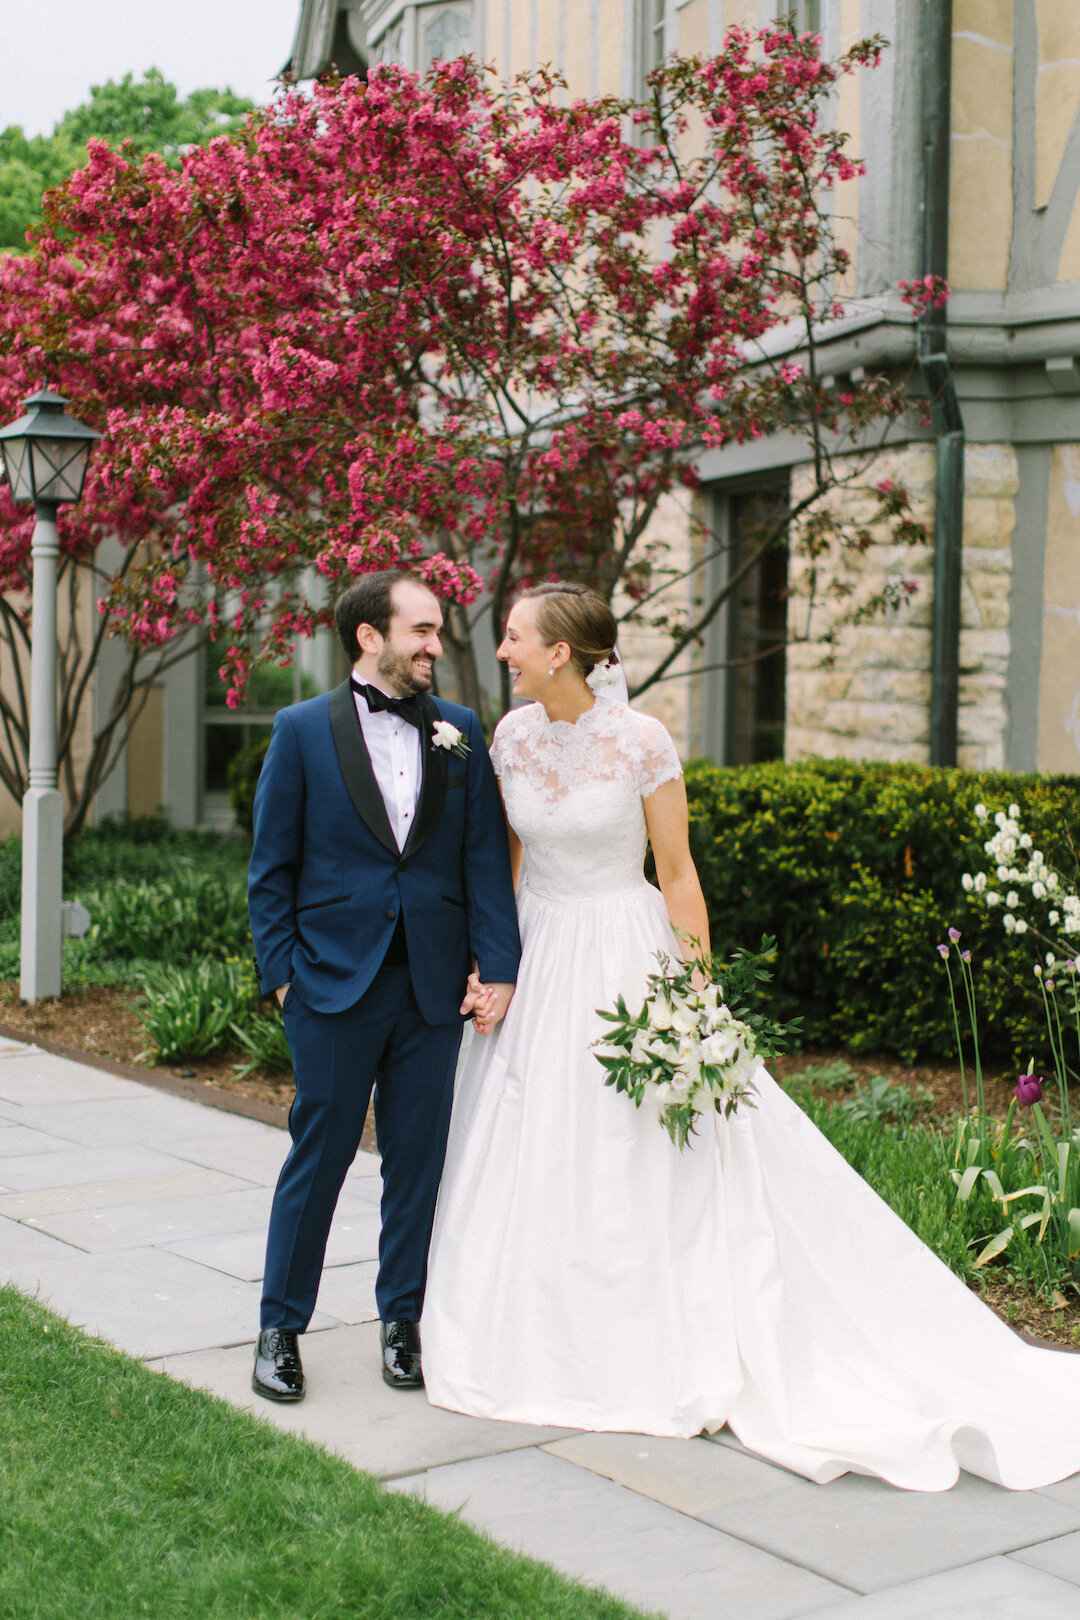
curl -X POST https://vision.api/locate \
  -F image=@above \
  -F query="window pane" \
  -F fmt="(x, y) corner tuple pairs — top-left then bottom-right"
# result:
(374, 21), (404, 64)
(204, 721), (272, 793)
(204, 641), (306, 711)
(421, 6), (471, 69)
(725, 487), (788, 765)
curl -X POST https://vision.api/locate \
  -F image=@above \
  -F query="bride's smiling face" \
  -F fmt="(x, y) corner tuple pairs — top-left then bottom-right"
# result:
(498, 599), (562, 700)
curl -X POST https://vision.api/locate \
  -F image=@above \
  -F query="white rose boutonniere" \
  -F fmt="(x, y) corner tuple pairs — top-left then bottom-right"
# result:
(431, 720), (470, 759)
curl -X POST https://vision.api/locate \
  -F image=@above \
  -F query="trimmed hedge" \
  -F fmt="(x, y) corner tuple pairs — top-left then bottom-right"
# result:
(227, 734), (271, 834)
(683, 758), (1080, 1066)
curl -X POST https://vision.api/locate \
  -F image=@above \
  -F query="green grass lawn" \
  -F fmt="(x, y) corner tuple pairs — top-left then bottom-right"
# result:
(0, 1288), (651, 1620)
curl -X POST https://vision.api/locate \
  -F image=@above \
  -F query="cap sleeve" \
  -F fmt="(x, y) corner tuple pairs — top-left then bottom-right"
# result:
(489, 712), (516, 780)
(637, 714), (683, 798)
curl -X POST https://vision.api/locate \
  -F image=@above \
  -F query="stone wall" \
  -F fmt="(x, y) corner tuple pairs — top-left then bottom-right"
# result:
(615, 490), (697, 754)
(785, 442), (1015, 769)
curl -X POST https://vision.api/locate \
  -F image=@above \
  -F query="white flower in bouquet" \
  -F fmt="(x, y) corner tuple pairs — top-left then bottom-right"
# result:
(629, 1029), (652, 1065)
(670, 1001), (700, 1036)
(591, 947), (775, 1150)
(668, 1069), (692, 1100)
(701, 1027), (741, 1067)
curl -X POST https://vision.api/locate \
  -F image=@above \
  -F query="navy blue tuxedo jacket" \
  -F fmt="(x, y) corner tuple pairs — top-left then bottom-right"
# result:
(248, 681), (520, 1024)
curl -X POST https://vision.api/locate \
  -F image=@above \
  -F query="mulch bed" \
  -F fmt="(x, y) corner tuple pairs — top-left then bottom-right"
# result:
(770, 1047), (1026, 1121)
(3, 982), (1077, 1349)
(0, 981), (377, 1148)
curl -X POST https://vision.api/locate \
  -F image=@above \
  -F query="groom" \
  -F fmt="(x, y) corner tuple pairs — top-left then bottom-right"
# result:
(248, 569), (520, 1401)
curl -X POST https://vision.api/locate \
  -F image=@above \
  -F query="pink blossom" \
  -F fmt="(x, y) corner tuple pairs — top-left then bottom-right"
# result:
(0, 28), (917, 712)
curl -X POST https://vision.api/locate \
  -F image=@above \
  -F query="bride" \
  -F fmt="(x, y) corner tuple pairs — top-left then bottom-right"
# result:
(421, 581), (1080, 1491)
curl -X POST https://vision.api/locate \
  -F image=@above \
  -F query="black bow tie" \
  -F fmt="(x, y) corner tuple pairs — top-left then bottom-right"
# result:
(351, 678), (424, 730)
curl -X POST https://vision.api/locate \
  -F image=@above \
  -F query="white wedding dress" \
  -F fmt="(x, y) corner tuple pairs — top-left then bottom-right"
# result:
(422, 698), (1080, 1491)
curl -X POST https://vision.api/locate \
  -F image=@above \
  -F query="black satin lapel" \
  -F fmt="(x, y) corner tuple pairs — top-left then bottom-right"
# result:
(327, 680), (398, 857)
(402, 695), (448, 861)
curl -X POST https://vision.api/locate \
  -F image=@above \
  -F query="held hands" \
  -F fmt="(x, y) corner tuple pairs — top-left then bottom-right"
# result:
(459, 969), (514, 1035)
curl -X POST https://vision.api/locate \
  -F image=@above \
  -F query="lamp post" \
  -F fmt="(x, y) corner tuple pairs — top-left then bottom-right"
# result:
(0, 390), (100, 1001)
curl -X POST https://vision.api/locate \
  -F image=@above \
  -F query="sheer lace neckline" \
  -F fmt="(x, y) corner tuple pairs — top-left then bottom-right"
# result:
(534, 699), (601, 735)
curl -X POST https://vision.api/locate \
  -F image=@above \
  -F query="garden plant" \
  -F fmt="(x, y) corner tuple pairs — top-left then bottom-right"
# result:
(0, 24), (937, 827)
(932, 799), (1080, 1300)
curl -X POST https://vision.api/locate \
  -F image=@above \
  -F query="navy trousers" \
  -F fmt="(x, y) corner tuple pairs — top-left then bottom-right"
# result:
(260, 963), (463, 1331)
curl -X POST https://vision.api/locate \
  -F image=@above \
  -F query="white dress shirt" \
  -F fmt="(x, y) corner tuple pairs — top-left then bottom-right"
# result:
(353, 682), (423, 851)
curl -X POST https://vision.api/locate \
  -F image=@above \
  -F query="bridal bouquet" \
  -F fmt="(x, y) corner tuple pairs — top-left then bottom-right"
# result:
(592, 947), (766, 1150)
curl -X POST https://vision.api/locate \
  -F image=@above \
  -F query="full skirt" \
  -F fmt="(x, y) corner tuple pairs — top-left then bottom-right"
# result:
(422, 878), (1080, 1491)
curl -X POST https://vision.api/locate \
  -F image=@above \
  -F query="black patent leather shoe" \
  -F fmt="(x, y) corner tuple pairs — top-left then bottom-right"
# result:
(252, 1328), (306, 1402)
(380, 1318), (423, 1388)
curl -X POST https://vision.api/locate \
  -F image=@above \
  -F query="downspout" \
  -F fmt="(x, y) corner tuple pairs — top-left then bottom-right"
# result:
(919, 0), (965, 766)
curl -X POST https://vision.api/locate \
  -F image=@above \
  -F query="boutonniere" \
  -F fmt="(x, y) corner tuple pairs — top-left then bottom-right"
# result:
(431, 720), (470, 759)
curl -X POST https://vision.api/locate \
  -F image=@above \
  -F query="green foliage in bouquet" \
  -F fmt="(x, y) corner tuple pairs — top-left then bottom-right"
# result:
(593, 936), (800, 1150)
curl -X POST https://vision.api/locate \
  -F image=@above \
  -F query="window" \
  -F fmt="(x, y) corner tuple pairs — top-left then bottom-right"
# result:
(201, 644), (323, 825)
(723, 486), (789, 765)
(639, 0), (667, 97)
(789, 1), (822, 35)
(371, 20), (404, 65)
(368, 3), (472, 74)
(698, 484), (789, 766)
(419, 4), (472, 70)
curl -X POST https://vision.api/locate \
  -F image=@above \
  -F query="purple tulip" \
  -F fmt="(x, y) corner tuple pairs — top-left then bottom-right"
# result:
(948, 927), (961, 942)
(1014, 1073), (1044, 1107)
(937, 943), (949, 959)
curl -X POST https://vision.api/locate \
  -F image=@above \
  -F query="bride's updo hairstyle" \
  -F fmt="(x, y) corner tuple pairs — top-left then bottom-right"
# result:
(518, 582), (617, 681)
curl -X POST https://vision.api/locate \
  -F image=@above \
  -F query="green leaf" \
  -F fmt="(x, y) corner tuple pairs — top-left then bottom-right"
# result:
(955, 1164), (983, 1201)
(972, 1226), (1013, 1267)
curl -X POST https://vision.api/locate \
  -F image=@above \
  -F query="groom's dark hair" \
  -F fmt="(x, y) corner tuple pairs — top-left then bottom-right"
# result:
(334, 570), (419, 661)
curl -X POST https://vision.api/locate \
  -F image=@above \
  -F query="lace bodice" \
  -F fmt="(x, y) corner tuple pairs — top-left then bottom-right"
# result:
(490, 700), (682, 900)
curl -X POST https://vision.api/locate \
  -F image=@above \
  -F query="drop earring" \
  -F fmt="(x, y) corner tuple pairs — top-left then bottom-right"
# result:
(547, 665), (554, 676)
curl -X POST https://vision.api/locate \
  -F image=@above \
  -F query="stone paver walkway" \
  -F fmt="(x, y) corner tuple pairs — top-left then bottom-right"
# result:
(3, 1037), (1080, 1618)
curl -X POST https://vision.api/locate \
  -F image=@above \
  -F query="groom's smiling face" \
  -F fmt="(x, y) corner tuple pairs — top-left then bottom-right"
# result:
(368, 580), (444, 697)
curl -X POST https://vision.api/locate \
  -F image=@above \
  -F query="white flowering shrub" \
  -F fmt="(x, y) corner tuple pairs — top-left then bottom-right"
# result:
(963, 804), (1078, 961)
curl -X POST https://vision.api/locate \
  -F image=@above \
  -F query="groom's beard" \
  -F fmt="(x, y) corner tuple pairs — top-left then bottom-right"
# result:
(377, 647), (435, 697)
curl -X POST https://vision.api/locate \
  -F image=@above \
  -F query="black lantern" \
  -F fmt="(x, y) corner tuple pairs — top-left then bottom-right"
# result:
(0, 388), (101, 508)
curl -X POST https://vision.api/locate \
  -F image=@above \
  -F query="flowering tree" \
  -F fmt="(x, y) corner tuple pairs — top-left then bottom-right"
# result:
(1, 70), (254, 253)
(0, 22), (930, 830)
